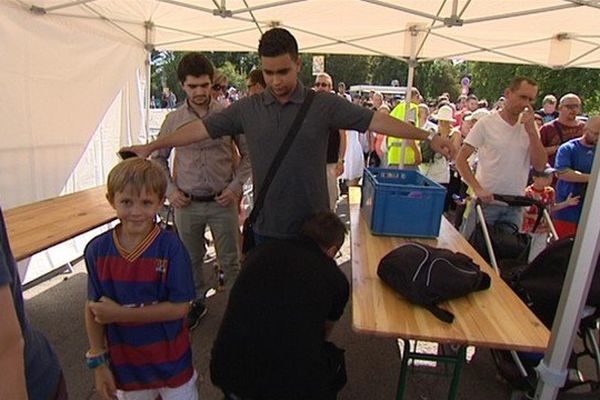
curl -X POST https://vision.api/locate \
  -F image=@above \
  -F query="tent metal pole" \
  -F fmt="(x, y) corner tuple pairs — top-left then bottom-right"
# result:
(144, 22), (154, 145)
(534, 145), (600, 399)
(398, 25), (418, 169)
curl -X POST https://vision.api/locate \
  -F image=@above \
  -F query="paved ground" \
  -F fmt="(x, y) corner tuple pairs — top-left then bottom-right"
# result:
(22, 197), (597, 400)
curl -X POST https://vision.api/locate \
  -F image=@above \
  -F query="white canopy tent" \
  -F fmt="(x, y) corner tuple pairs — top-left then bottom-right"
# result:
(1, 1), (600, 398)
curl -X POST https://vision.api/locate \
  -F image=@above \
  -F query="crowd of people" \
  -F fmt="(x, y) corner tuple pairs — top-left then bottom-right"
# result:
(328, 77), (597, 264)
(1, 25), (598, 400)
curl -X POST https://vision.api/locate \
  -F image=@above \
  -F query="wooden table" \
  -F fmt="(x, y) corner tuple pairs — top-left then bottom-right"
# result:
(5, 186), (116, 261)
(349, 187), (549, 399)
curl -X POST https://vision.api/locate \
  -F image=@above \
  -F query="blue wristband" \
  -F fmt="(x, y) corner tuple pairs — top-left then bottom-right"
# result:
(86, 351), (109, 369)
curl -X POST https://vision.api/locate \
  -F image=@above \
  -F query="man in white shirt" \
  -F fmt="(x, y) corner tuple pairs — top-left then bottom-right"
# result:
(456, 76), (547, 237)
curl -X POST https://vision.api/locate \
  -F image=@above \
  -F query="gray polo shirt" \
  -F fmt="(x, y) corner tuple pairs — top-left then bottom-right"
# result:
(204, 82), (374, 237)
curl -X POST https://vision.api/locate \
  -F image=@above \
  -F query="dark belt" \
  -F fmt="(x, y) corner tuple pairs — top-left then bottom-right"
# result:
(183, 191), (217, 202)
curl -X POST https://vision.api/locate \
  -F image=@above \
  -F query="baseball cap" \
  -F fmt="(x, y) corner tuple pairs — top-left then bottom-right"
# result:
(464, 108), (491, 121)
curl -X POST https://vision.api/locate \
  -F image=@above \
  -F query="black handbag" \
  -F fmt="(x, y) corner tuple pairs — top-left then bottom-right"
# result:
(469, 221), (531, 264)
(241, 90), (316, 255)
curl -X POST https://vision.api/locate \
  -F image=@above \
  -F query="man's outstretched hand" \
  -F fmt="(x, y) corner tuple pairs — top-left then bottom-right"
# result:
(118, 144), (153, 159)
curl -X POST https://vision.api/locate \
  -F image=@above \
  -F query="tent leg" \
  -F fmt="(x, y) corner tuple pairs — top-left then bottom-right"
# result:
(534, 140), (600, 399)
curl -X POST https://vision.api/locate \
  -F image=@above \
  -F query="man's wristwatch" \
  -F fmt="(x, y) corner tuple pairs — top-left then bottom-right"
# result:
(86, 350), (109, 369)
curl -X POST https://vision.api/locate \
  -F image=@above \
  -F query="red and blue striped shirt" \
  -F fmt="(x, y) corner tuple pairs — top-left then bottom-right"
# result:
(85, 224), (195, 390)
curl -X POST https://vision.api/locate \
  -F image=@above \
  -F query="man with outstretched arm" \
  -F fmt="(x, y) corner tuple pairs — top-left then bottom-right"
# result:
(123, 28), (453, 241)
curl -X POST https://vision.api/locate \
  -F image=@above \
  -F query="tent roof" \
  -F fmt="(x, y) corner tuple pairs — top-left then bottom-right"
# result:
(20, 0), (600, 68)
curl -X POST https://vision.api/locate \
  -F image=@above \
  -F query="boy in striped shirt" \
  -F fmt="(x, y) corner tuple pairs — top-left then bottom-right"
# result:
(84, 158), (197, 400)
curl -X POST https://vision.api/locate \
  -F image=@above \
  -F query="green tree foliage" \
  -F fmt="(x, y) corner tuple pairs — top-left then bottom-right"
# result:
(469, 61), (600, 114)
(369, 56), (408, 86)
(152, 50), (600, 116)
(415, 60), (460, 102)
(297, 54), (371, 87)
(151, 51), (186, 103)
(218, 61), (247, 90)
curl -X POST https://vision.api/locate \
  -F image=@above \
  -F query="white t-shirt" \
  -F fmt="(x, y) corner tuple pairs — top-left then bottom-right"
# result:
(464, 112), (531, 196)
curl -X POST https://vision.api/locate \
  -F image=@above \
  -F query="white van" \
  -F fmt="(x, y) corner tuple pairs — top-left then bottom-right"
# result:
(349, 84), (407, 99)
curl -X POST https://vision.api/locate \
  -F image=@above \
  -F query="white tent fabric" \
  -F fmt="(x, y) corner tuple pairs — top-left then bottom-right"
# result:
(2, 1), (600, 398)
(8, 0), (600, 68)
(0, 0), (145, 208)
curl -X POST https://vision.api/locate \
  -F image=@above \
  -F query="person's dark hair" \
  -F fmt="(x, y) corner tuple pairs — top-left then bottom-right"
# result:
(508, 76), (537, 92)
(300, 211), (347, 250)
(466, 94), (478, 102)
(478, 99), (489, 109)
(177, 52), (215, 84)
(248, 68), (266, 88)
(258, 28), (299, 60)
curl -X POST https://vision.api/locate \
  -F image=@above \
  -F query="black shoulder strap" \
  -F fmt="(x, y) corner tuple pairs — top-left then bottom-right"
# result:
(425, 304), (455, 323)
(248, 90), (316, 224)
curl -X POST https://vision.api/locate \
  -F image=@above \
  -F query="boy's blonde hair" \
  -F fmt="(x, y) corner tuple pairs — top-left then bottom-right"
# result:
(106, 158), (167, 202)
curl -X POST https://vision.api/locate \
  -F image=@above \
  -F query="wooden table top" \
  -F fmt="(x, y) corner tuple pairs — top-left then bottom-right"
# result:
(5, 186), (116, 261)
(349, 187), (549, 352)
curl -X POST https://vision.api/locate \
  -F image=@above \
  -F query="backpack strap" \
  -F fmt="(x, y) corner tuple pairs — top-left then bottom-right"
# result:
(424, 304), (455, 323)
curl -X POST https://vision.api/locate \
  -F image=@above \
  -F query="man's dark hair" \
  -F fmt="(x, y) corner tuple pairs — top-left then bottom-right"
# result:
(508, 76), (537, 92)
(258, 28), (299, 60)
(248, 68), (266, 88)
(466, 94), (478, 102)
(300, 211), (347, 250)
(177, 52), (215, 84)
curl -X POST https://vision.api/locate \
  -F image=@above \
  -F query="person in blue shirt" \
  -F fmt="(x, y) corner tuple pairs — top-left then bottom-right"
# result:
(0, 207), (67, 399)
(553, 115), (599, 238)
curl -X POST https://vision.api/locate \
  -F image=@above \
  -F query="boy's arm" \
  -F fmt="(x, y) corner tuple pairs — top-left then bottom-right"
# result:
(85, 301), (107, 353)
(85, 302), (117, 400)
(553, 193), (580, 212)
(0, 285), (27, 400)
(88, 297), (190, 324)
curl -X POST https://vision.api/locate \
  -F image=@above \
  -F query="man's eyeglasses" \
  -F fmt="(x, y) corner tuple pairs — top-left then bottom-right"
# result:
(562, 104), (581, 110)
(314, 82), (330, 88)
(212, 84), (225, 91)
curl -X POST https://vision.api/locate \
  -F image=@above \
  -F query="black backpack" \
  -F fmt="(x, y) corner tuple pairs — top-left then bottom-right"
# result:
(377, 242), (491, 323)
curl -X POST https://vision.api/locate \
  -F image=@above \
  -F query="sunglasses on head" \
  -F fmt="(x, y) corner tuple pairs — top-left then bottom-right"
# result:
(212, 84), (225, 91)
(314, 82), (330, 88)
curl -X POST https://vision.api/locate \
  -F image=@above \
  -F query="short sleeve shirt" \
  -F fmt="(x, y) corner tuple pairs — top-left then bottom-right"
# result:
(522, 185), (555, 233)
(203, 83), (374, 237)
(465, 112), (532, 196)
(539, 120), (584, 166)
(554, 139), (596, 223)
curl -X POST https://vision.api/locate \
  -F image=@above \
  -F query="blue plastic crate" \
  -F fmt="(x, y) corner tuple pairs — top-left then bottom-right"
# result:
(361, 168), (446, 237)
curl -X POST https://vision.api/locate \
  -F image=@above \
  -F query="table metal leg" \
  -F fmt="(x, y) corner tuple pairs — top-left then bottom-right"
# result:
(447, 345), (467, 400)
(395, 340), (468, 400)
(396, 339), (411, 400)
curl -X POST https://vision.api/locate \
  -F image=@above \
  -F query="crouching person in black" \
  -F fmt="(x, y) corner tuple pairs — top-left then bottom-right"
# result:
(211, 211), (349, 400)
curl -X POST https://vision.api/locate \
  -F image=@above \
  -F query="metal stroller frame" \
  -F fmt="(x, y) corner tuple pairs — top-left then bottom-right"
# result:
(474, 194), (600, 399)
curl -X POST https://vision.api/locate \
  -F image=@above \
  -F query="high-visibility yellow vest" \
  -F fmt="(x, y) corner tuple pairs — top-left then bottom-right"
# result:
(387, 102), (420, 165)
